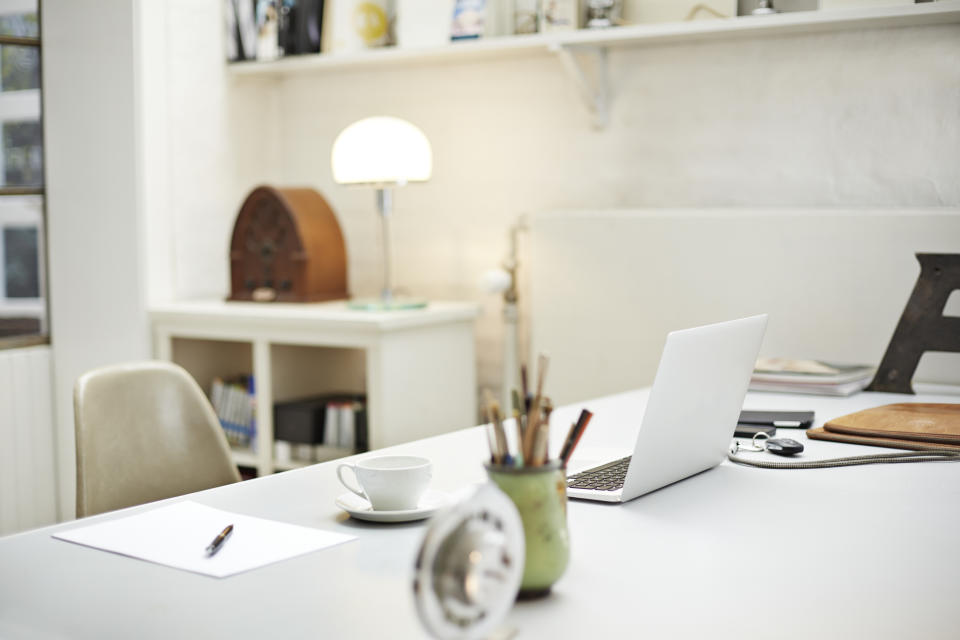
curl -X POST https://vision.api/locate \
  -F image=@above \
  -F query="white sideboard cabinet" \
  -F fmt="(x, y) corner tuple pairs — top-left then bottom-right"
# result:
(150, 300), (479, 476)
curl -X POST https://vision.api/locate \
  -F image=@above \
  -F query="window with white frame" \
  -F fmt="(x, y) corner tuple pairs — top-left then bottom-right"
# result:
(0, 0), (44, 346)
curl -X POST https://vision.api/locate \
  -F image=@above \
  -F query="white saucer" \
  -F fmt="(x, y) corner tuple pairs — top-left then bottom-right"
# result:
(335, 490), (451, 523)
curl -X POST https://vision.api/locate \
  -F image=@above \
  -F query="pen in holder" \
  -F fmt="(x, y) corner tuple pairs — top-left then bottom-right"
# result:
(485, 461), (569, 598)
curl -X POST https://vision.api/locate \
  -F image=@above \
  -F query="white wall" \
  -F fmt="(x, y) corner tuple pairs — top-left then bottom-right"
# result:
(147, 4), (959, 396)
(136, 0), (281, 306)
(0, 345), (56, 535)
(529, 209), (960, 405)
(44, 0), (151, 520)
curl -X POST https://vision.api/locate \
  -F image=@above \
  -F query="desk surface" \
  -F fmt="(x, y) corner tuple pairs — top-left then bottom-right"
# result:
(2, 388), (958, 639)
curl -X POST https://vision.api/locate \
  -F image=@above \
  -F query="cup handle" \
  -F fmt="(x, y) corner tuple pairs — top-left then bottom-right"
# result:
(336, 464), (366, 500)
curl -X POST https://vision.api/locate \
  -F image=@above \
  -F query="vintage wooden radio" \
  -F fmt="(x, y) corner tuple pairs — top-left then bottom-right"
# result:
(228, 186), (348, 303)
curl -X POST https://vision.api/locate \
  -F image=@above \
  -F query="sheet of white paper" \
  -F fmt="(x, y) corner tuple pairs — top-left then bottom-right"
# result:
(53, 501), (355, 578)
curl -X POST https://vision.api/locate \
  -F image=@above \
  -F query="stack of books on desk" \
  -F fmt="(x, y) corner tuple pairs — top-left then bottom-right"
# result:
(750, 358), (875, 396)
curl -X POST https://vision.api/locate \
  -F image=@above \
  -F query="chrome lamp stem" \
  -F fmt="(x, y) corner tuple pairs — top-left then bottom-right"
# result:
(376, 187), (394, 306)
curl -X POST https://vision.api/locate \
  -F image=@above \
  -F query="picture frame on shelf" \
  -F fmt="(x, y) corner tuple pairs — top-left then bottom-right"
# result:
(322, 0), (394, 53)
(451, 0), (486, 39)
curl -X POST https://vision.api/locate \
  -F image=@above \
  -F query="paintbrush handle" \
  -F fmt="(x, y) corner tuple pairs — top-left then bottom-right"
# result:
(492, 411), (508, 463)
(558, 421), (578, 463)
(531, 421), (550, 466)
(484, 423), (498, 463)
(535, 355), (549, 400)
(513, 413), (525, 466)
(561, 411), (593, 465)
(522, 405), (539, 463)
(560, 409), (590, 460)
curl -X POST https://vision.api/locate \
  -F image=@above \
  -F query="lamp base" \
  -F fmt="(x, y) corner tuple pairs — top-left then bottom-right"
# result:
(348, 297), (428, 311)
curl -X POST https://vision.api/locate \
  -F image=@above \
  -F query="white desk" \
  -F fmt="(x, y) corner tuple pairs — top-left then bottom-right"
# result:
(1, 388), (958, 639)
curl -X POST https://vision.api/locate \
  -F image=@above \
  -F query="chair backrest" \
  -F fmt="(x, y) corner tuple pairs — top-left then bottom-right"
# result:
(74, 361), (241, 518)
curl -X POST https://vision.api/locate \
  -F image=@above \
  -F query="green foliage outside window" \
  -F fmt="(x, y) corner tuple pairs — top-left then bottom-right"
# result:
(0, 12), (38, 38)
(0, 44), (39, 91)
(3, 121), (42, 187)
(3, 226), (39, 298)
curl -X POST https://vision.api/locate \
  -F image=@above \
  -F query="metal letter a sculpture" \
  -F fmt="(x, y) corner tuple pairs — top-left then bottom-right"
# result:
(866, 253), (960, 394)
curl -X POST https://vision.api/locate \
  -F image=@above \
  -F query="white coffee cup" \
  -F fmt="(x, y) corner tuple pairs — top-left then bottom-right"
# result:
(336, 455), (432, 511)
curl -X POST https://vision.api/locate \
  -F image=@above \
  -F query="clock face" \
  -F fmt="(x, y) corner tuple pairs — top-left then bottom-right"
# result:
(413, 484), (524, 639)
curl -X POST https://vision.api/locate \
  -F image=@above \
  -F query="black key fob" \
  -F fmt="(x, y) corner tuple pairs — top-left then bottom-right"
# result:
(766, 438), (804, 456)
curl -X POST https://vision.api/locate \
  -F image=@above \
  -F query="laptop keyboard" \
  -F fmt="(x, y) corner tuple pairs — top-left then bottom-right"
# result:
(566, 456), (632, 491)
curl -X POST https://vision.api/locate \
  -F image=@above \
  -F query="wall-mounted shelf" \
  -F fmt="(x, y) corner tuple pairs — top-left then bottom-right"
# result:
(228, 2), (960, 78)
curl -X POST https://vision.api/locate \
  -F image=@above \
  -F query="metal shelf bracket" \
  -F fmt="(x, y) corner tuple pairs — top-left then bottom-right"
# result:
(549, 44), (609, 129)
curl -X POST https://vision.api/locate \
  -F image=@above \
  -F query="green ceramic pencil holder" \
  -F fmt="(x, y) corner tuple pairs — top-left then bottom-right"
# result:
(485, 461), (569, 599)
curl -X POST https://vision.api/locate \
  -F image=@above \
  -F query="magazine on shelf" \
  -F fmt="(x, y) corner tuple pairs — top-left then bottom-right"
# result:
(210, 376), (256, 447)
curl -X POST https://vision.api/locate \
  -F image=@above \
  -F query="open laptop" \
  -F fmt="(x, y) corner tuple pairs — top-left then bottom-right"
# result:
(566, 314), (768, 503)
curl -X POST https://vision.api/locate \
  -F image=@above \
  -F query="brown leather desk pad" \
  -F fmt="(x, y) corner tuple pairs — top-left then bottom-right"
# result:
(807, 403), (960, 451)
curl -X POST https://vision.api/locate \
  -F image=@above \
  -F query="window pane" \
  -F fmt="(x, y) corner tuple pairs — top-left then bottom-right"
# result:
(2, 120), (42, 186)
(3, 225), (38, 297)
(0, 2), (42, 344)
(0, 5), (38, 38)
(0, 197), (45, 342)
(0, 44), (39, 91)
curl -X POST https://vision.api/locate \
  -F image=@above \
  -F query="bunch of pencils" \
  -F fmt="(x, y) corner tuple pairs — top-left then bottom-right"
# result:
(483, 354), (593, 468)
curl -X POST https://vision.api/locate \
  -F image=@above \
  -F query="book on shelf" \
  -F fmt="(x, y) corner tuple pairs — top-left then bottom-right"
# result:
(322, 402), (340, 448)
(210, 376), (256, 447)
(750, 358), (875, 396)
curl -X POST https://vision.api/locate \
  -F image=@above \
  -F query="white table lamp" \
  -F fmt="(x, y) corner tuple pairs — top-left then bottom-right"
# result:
(332, 116), (432, 310)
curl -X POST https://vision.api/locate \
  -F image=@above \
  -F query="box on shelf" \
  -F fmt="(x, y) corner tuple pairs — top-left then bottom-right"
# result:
(274, 393), (368, 454)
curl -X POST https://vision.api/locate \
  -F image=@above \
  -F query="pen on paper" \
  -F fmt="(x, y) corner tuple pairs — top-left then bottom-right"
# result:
(205, 524), (234, 557)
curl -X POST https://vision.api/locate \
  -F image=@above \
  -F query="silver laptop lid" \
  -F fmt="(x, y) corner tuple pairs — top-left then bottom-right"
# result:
(620, 314), (768, 500)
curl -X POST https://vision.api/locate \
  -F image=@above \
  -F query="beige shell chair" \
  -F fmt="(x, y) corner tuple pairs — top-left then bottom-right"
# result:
(74, 361), (241, 518)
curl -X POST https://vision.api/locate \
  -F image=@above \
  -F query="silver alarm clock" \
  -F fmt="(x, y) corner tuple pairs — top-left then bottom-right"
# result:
(413, 483), (525, 640)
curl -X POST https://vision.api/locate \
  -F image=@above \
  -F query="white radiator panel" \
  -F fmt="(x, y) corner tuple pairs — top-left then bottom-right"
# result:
(0, 346), (58, 536)
(529, 209), (960, 406)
